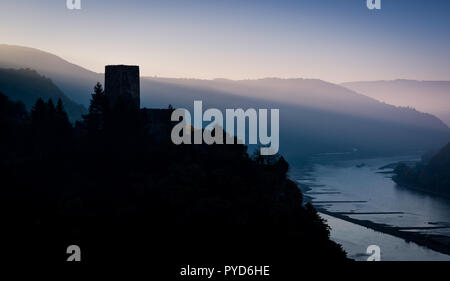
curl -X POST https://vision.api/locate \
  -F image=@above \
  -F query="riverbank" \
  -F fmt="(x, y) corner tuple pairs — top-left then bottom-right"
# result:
(381, 161), (450, 199)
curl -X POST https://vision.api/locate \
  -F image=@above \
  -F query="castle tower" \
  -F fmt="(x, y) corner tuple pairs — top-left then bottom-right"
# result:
(105, 65), (140, 110)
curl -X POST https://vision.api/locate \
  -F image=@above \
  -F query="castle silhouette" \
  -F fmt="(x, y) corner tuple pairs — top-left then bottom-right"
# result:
(105, 65), (173, 142)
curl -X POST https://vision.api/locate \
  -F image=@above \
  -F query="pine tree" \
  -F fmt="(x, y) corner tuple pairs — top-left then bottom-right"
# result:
(47, 99), (56, 120)
(31, 98), (46, 125)
(83, 82), (107, 135)
(55, 99), (71, 134)
(56, 99), (70, 126)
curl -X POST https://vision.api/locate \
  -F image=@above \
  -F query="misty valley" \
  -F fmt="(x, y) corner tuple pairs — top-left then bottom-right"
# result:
(1, 1), (450, 275)
(0, 48), (449, 265)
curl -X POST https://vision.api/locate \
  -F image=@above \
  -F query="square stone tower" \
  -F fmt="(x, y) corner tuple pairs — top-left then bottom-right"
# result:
(105, 65), (140, 110)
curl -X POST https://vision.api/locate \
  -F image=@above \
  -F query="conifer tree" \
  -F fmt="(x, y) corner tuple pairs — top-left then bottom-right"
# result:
(56, 99), (70, 127)
(55, 99), (72, 138)
(31, 98), (46, 126)
(83, 82), (107, 135)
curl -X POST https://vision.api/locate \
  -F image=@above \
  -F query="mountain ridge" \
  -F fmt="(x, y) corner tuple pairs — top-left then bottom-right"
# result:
(341, 80), (450, 126)
(1, 44), (449, 161)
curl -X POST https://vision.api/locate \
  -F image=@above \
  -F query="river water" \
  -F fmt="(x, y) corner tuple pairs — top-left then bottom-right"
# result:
(291, 155), (450, 261)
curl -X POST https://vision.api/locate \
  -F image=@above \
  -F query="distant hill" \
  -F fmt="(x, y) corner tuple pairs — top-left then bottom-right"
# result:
(1, 44), (449, 161)
(142, 77), (449, 131)
(0, 44), (101, 105)
(394, 142), (450, 197)
(341, 80), (450, 126)
(0, 68), (86, 121)
(139, 77), (450, 162)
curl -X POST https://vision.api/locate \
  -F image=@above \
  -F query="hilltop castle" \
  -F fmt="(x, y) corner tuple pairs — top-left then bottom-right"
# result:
(105, 65), (140, 111)
(105, 65), (173, 142)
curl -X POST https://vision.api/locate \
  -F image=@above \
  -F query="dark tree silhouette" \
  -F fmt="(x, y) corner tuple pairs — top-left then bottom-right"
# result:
(56, 99), (70, 127)
(83, 82), (107, 136)
(31, 97), (46, 125)
(0, 87), (348, 265)
(47, 98), (56, 120)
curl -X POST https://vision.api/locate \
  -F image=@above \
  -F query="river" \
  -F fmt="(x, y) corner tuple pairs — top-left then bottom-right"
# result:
(291, 155), (450, 261)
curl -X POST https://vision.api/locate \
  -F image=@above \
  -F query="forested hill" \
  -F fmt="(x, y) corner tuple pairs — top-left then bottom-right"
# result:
(0, 68), (86, 122)
(0, 90), (347, 263)
(394, 142), (450, 197)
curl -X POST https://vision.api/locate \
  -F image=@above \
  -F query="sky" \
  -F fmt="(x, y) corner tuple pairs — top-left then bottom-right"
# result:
(0, 0), (449, 83)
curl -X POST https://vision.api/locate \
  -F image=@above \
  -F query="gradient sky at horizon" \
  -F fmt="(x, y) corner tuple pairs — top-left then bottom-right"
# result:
(0, 0), (449, 82)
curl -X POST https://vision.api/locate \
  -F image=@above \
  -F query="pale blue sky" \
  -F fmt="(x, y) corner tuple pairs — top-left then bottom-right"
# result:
(0, 0), (449, 82)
